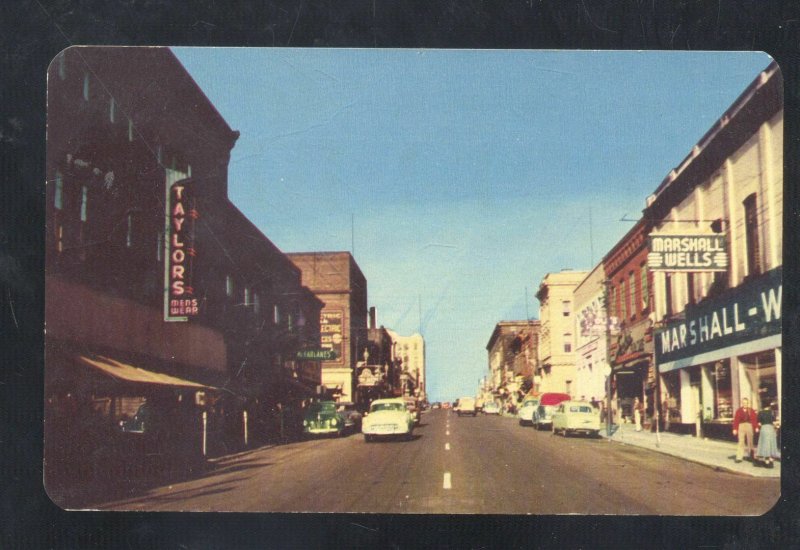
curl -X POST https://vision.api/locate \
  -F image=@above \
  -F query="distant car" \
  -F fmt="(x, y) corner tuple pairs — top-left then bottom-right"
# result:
(442, 402), (451, 410)
(431, 402), (441, 410)
(303, 401), (346, 437)
(552, 401), (601, 437)
(336, 402), (363, 433)
(455, 396), (477, 417)
(518, 397), (540, 425)
(483, 401), (501, 415)
(533, 393), (572, 430)
(362, 398), (415, 442)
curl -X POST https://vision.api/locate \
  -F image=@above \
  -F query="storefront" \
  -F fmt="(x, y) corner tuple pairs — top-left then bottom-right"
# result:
(655, 267), (782, 438)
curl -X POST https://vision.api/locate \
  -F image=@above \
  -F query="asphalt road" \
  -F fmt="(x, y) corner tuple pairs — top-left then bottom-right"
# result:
(98, 409), (779, 514)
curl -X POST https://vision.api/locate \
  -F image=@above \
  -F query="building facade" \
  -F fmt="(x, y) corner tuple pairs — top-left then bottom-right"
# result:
(388, 330), (427, 401)
(45, 47), (323, 503)
(535, 270), (588, 396)
(572, 263), (610, 404)
(647, 62), (782, 436)
(486, 321), (540, 401)
(603, 219), (657, 424)
(287, 252), (369, 403)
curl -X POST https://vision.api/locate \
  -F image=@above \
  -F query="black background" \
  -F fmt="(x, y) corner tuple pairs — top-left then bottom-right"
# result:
(2, 1), (799, 547)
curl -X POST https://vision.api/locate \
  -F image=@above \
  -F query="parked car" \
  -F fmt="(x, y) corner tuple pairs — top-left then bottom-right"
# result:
(404, 396), (422, 425)
(362, 398), (415, 442)
(303, 401), (346, 437)
(336, 402), (363, 433)
(455, 396), (477, 417)
(533, 393), (572, 430)
(483, 401), (501, 415)
(552, 401), (601, 437)
(518, 397), (540, 425)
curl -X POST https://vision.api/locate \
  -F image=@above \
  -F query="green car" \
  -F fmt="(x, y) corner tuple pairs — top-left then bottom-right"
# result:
(303, 401), (346, 437)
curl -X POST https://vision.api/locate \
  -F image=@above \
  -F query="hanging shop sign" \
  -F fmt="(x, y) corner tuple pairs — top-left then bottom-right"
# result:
(655, 267), (781, 365)
(296, 349), (337, 361)
(164, 176), (199, 321)
(647, 234), (728, 272)
(319, 310), (344, 362)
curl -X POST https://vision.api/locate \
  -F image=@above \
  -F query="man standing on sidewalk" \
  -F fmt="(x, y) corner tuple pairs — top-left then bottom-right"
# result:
(733, 397), (759, 463)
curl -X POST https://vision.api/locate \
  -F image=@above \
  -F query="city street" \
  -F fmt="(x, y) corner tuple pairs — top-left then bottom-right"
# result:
(97, 409), (779, 514)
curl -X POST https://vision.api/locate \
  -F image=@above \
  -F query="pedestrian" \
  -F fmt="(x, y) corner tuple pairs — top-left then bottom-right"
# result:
(754, 405), (779, 468)
(590, 397), (599, 409)
(633, 397), (643, 432)
(732, 397), (759, 463)
(662, 398), (671, 432)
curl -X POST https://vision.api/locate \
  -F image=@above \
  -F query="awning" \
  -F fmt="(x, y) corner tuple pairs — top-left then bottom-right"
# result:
(78, 355), (216, 389)
(658, 334), (781, 374)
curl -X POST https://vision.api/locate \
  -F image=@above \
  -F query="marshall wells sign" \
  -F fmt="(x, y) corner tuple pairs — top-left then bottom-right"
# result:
(648, 234), (728, 272)
(164, 177), (199, 321)
(655, 267), (781, 368)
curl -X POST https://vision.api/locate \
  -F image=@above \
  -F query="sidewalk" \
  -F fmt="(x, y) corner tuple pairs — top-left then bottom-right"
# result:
(601, 423), (780, 478)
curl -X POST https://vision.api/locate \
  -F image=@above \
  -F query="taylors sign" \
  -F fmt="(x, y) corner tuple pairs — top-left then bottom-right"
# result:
(655, 267), (781, 365)
(164, 178), (199, 321)
(648, 234), (728, 272)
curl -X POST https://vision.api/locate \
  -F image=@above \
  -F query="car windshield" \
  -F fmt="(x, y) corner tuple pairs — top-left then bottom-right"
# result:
(371, 403), (404, 413)
(569, 405), (593, 413)
(309, 402), (336, 414)
(522, 401), (536, 407)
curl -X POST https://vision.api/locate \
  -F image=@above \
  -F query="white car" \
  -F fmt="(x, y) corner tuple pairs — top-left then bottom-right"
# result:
(455, 397), (477, 417)
(551, 401), (601, 438)
(483, 401), (501, 415)
(518, 398), (539, 425)
(362, 398), (415, 442)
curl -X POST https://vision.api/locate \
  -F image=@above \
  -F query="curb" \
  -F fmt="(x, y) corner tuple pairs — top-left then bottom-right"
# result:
(603, 436), (780, 478)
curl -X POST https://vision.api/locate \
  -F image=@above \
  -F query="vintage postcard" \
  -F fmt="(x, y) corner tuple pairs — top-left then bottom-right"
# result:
(44, 47), (781, 513)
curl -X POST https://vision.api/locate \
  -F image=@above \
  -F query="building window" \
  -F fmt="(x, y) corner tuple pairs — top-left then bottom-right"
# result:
(620, 279), (628, 321)
(665, 273), (673, 317)
(126, 213), (133, 247)
(79, 185), (88, 222)
(156, 231), (163, 261)
(225, 275), (233, 297)
(743, 193), (761, 277)
(273, 305), (280, 324)
(640, 266), (649, 311)
(563, 334), (572, 353)
(243, 287), (251, 306)
(109, 97), (116, 123)
(82, 73), (90, 101)
(562, 300), (571, 317)
(628, 272), (636, 319)
(54, 172), (63, 210)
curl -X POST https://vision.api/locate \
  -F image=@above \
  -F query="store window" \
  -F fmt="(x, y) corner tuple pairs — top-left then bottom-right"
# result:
(743, 193), (761, 277)
(741, 350), (778, 415)
(710, 360), (732, 420)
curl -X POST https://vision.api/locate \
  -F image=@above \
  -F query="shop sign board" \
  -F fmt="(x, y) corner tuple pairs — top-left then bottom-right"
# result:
(164, 175), (199, 321)
(647, 234), (728, 271)
(655, 267), (781, 365)
(296, 349), (337, 361)
(320, 310), (344, 362)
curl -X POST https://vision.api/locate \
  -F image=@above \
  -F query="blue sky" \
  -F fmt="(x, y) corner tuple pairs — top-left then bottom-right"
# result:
(173, 48), (772, 402)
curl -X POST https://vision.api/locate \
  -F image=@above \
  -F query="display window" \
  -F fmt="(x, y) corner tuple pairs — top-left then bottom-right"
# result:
(741, 350), (778, 418)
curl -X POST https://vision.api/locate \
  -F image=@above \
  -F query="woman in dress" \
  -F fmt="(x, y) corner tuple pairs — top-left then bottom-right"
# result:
(755, 405), (779, 468)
